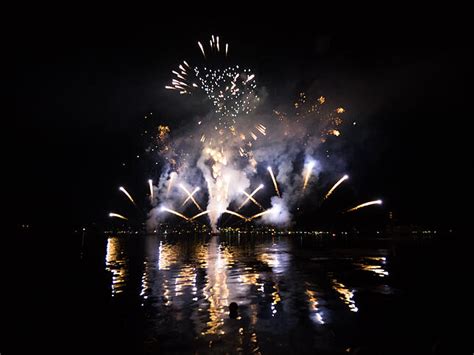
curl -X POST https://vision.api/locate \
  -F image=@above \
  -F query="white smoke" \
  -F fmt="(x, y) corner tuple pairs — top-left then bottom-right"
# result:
(146, 73), (347, 232)
(197, 146), (251, 232)
(260, 196), (292, 226)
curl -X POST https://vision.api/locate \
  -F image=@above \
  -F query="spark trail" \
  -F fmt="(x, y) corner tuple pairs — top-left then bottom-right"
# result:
(161, 207), (190, 221)
(303, 162), (315, 190)
(109, 212), (128, 220)
(238, 184), (264, 210)
(324, 175), (349, 200)
(182, 187), (200, 207)
(179, 184), (203, 211)
(249, 210), (271, 221)
(267, 167), (280, 197)
(148, 179), (154, 202)
(346, 200), (382, 212)
(119, 186), (136, 205)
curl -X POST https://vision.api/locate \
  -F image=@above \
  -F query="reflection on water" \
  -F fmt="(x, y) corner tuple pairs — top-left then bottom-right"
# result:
(103, 234), (398, 352)
(202, 237), (231, 335)
(105, 236), (128, 296)
(355, 256), (389, 277)
(331, 277), (359, 313)
(306, 284), (325, 324)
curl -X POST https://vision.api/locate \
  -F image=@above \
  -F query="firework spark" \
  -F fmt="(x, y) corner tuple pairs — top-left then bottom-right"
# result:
(255, 123), (266, 135)
(197, 41), (206, 58)
(190, 210), (210, 221)
(223, 209), (248, 221)
(324, 175), (349, 200)
(267, 167), (281, 197)
(166, 35), (258, 132)
(182, 187), (200, 207)
(179, 184), (203, 211)
(346, 200), (382, 213)
(119, 186), (136, 205)
(238, 184), (264, 210)
(148, 179), (154, 202)
(161, 207), (190, 221)
(303, 162), (315, 190)
(248, 210), (271, 221)
(109, 212), (128, 220)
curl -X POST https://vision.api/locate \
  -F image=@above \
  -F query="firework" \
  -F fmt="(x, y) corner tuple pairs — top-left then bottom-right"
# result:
(190, 210), (210, 221)
(248, 210), (271, 221)
(255, 123), (266, 135)
(166, 35), (258, 130)
(182, 187), (200, 207)
(179, 184), (203, 211)
(198, 41), (206, 58)
(223, 210), (248, 221)
(241, 190), (264, 210)
(346, 200), (382, 213)
(148, 179), (154, 202)
(161, 207), (190, 221)
(303, 162), (315, 190)
(119, 186), (136, 205)
(267, 167), (280, 197)
(133, 36), (382, 231)
(324, 174), (349, 200)
(109, 212), (128, 220)
(238, 184), (264, 210)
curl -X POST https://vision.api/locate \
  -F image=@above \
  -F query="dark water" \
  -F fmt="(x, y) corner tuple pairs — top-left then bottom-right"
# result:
(13, 232), (468, 354)
(101, 234), (466, 354)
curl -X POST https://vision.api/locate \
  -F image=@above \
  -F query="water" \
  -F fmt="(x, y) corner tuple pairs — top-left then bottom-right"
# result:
(94, 234), (462, 354)
(15, 231), (466, 354)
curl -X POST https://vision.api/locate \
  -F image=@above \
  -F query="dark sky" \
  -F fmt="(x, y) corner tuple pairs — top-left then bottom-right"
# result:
(13, 12), (472, 230)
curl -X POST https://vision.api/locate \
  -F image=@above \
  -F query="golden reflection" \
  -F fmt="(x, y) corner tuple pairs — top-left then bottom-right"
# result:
(258, 246), (289, 276)
(239, 272), (259, 286)
(258, 252), (280, 268)
(105, 236), (128, 297)
(250, 329), (261, 355)
(355, 257), (389, 277)
(158, 240), (178, 306)
(305, 285), (325, 324)
(157, 241), (178, 306)
(158, 241), (177, 270)
(140, 260), (151, 299)
(141, 237), (156, 301)
(202, 237), (232, 335)
(195, 243), (209, 268)
(163, 278), (171, 306)
(271, 282), (281, 316)
(175, 265), (196, 297)
(331, 278), (358, 312)
(242, 265), (265, 292)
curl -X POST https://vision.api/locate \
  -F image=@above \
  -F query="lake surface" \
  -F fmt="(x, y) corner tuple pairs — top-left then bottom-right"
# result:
(14, 231), (466, 354)
(90, 233), (461, 354)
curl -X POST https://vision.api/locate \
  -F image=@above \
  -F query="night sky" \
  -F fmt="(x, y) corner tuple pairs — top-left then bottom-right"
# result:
(14, 13), (472, 231)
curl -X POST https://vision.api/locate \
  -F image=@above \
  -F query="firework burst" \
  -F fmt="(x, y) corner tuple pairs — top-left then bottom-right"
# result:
(109, 35), (382, 231)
